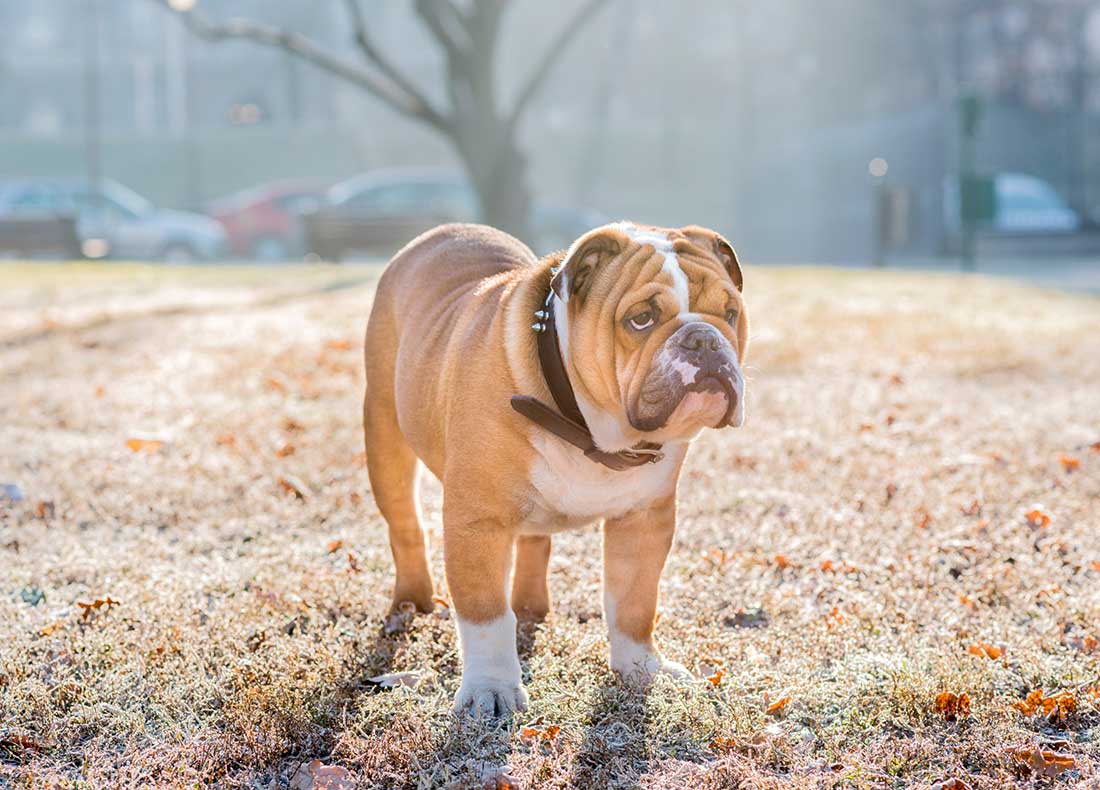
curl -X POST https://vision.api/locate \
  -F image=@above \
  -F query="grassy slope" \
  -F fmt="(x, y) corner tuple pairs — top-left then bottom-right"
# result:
(0, 264), (1098, 788)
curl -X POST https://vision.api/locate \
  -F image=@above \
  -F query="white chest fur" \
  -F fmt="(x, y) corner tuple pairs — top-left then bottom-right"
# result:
(523, 434), (684, 532)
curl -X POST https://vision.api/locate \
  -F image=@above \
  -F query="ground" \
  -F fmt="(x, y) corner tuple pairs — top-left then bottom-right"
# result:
(1, 261), (1099, 789)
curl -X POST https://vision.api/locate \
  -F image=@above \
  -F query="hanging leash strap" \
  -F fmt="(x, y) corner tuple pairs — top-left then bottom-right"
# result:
(510, 285), (663, 471)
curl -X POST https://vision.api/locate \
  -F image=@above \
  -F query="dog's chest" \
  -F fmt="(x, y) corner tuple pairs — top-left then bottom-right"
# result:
(522, 435), (683, 532)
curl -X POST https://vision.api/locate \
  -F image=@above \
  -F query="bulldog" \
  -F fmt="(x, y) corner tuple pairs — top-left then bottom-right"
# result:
(363, 221), (747, 716)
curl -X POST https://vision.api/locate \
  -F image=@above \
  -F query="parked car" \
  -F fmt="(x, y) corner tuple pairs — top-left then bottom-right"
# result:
(0, 178), (227, 262)
(302, 168), (605, 261)
(206, 179), (327, 260)
(944, 172), (1081, 235)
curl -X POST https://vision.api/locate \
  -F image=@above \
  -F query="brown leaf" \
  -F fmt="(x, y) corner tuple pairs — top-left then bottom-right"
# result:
(934, 691), (970, 721)
(931, 779), (972, 790)
(1013, 689), (1076, 723)
(347, 552), (360, 573)
(283, 417), (305, 432)
(967, 642), (1003, 659)
(1059, 455), (1081, 472)
(278, 475), (309, 500)
(38, 620), (65, 636)
(276, 442), (296, 458)
(0, 734), (46, 753)
(326, 539), (344, 554)
(773, 554), (790, 569)
(77, 597), (120, 621)
(1007, 745), (1075, 778)
(1025, 509), (1051, 529)
(766, 695), (792, 717)
(706, 666), (725, 687)
(35, 500), (55, 519)
(125, 437), (164, 453)
(289, 760), (355, 790)
(432, 595), (450, 608)
(520, 722), (560, 741)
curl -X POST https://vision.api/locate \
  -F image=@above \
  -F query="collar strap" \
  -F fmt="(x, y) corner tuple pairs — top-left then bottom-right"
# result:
(510, 286), (664, 471)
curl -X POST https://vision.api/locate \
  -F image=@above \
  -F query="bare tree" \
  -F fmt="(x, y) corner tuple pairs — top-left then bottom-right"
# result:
(152, 0), (611, 239)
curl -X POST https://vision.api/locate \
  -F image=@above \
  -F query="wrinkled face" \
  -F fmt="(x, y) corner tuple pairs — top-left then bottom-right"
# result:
(553, 222), (748, 449)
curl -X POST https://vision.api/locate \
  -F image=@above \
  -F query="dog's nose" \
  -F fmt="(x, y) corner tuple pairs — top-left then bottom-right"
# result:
(678, 324), (721, 353)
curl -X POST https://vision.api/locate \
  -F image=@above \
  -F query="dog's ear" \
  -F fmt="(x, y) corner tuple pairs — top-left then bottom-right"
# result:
(550, 227), (625, 302)
(679, 226), (744, 292)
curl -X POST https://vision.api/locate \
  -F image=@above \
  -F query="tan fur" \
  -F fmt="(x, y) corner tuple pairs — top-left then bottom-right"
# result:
(363, 222), (748, 704)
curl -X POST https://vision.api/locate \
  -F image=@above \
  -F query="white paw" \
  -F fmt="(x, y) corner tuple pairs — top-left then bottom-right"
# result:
(611, 650), (693, 686)
(453, 678), (529, 717)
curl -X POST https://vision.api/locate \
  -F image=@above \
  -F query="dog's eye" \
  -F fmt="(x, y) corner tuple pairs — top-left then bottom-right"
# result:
(627, 311), (655, 331)
(725, 308), (740, 325)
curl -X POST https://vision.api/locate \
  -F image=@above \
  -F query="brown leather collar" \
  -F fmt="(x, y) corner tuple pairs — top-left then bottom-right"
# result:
(510, 286), (664, 471)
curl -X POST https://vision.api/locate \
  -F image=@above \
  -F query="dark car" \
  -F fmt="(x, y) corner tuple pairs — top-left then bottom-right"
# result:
(206, 179), (327, 260)
(303, 168), (604, 261)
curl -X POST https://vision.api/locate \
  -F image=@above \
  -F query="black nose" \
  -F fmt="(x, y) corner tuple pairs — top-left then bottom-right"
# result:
(678, 325), (721, 353)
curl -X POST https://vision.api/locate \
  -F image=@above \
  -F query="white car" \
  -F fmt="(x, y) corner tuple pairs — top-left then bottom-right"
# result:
(0, 178), (227, 261)
(945, 172), (1080, 234)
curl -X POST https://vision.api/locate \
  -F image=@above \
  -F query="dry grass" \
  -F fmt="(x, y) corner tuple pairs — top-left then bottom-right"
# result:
(1, 261), (1099, 789)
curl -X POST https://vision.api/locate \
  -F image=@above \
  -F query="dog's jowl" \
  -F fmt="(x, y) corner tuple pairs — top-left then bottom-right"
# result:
(363, 221), (748, 716)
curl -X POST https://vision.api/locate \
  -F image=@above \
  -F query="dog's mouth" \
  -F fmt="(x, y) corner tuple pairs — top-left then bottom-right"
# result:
(630, 370), (742, 433)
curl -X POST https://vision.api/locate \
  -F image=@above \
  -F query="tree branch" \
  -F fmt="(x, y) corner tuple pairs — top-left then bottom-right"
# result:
(414, 0), (472, 58)
(151, 0), (450, 131)
(342, 0), (450, 129)
(507, 0), (611, 127)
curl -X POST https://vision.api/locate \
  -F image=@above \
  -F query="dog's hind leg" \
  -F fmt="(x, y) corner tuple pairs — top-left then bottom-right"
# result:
(363, 329), (434, 614)
(511, 536), (551, 620)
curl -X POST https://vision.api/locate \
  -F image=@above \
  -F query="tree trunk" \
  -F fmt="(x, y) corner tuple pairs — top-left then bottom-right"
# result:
(456, 130), (532, 242)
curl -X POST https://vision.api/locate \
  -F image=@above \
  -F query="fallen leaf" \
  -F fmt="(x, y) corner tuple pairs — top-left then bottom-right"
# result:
(35, 501), (55, 519)
(289, 760), (355, 790)
(432, 594), (450, 608)
(915, 510), (932, 530)
(709, 736), (739, 753)
(38, 620), (64, 636)
(1025, 509), (1051, 529)
(1090, 560), (1100, 572)
(930, 779), (972, 790)
(967, 642), (1003, 659)
(125, 437), (164, 453)
(884, 482), (898, 504)
(773, 554), (790, 569)
(1013, 689), (1076, 723)
(766, 695), (792, 717)
(934, 691), (970, 721)
(706, 666), (725, 687)
(960, 500), (982, 517)
(326, 539), (344, 554)
(215, 434), (237, 448)
(278, 475), (309, 500)
(276, 442), (296, 457)
(0, 734), (46, 754)
(1091, 441), (1100, 453)
(364, 671), (422, 692)
(347, 552), (360, 572)
(1007, 745), (1075, 778)
(1059, 455), (1081, 472)
(77, 597), (120, 620)
(283, 417), (305, 432)
(520, 720), (561, 740)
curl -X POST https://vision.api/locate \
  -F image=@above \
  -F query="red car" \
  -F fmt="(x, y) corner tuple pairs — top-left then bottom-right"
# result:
(206, 179), (327, 260)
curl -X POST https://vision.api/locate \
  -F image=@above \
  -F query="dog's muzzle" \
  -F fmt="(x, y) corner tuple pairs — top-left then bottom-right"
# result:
(631, 322), (743, 432)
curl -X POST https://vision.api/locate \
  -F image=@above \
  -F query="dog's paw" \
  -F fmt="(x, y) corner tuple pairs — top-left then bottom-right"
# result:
(612, 649), (693, 686)
(453, 679), (529, 717)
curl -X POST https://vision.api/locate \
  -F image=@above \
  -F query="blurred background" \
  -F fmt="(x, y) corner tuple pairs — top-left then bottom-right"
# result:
(1, 0), (1098, 288)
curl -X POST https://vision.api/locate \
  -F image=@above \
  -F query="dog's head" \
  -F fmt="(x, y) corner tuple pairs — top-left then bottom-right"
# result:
(551, 222), (748, 451)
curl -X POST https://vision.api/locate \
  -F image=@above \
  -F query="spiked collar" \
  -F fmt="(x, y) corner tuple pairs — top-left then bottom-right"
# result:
(510, 284), (664, 471)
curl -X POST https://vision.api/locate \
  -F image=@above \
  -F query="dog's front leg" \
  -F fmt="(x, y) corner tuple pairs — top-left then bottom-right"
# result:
(603, 496), (692, 683)
(444, 517), (528, 716)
